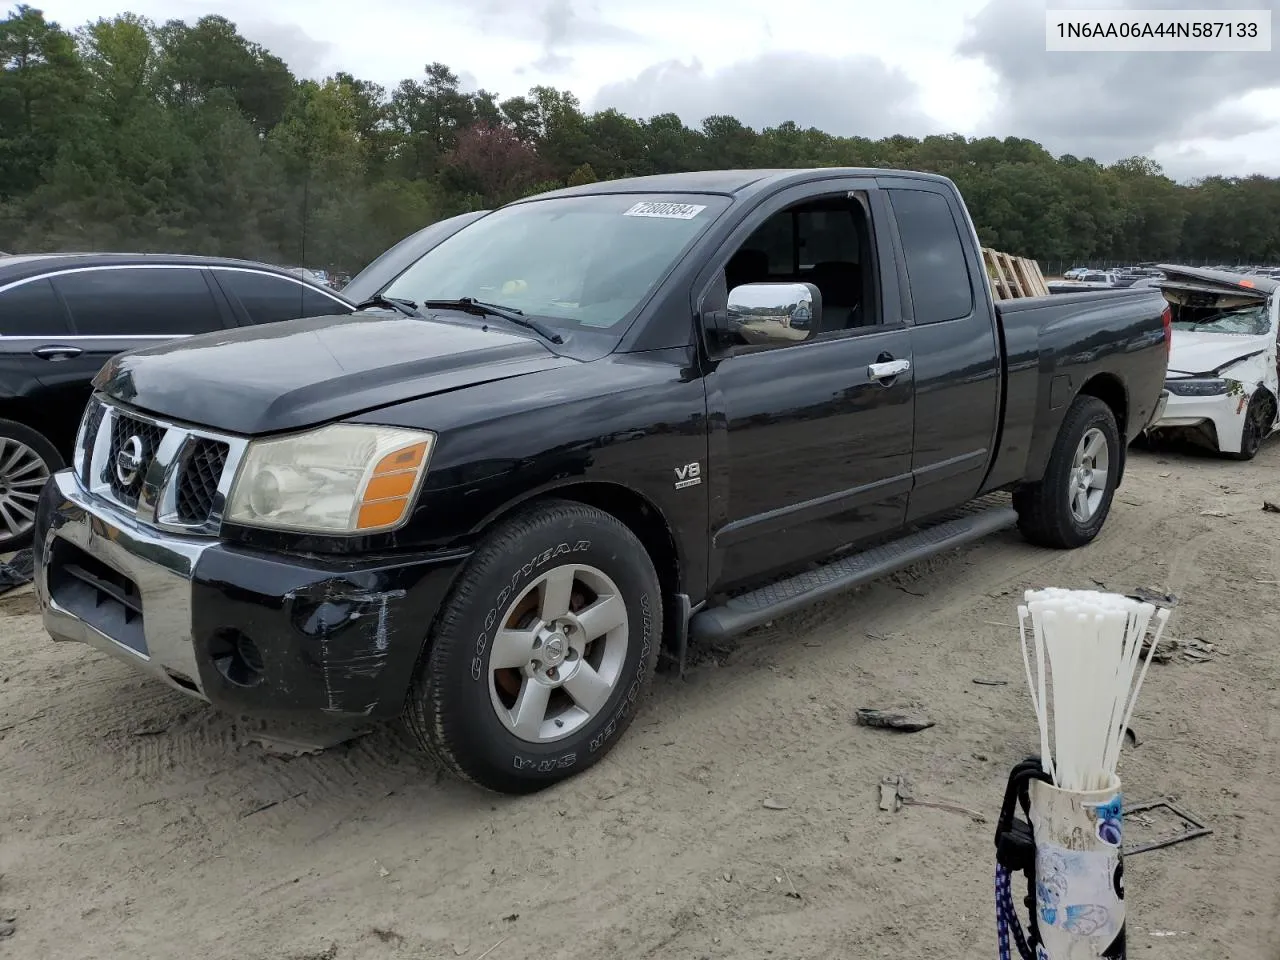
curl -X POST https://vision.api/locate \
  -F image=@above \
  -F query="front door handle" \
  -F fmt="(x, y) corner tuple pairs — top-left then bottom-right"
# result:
(32, 344), (83, 361)
(868, 358), (910, 381)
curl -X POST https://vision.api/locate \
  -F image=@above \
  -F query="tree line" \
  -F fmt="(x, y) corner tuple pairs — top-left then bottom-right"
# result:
(2, 4), (1279, 275)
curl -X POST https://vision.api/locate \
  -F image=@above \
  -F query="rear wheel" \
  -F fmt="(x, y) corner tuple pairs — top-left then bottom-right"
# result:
(1222, 391), (1273, 461)
(404, 500), (662, 793)
(1014, 395), (1120, 549)
(0, 419), (62, 552)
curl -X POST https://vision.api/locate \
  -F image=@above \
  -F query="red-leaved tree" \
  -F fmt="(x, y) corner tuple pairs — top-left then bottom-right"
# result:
(444, 122), (546, 204)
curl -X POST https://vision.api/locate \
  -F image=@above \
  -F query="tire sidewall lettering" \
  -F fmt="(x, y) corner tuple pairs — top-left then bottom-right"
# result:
(589, 591), (652, 755)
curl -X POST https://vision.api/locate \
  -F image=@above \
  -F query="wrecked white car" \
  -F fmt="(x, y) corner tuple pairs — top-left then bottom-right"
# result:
(1147, 265), (1279, 460)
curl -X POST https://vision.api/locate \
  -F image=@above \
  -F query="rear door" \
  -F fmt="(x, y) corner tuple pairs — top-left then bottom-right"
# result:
(210, 267), (354, 325)
(41, 265), (234, 426)
(0, 276), (79, 448)
(882, 181), (1001, 522)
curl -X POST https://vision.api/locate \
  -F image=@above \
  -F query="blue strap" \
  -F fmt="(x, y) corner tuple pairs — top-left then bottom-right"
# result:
(996, 865), (1034, 960)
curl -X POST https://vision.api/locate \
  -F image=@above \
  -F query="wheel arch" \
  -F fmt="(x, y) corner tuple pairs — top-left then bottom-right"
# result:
(1253, 384), (1278, 423)
(1077, 373), (1129, 483)
(0, 397), (73, 457)
(470, 481), (684, 652)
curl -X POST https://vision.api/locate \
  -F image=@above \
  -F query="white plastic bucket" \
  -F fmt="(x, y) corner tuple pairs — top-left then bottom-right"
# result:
(1027, 776), (1126, 959)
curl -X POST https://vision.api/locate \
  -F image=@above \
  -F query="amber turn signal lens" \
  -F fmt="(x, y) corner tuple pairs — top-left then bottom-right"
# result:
(357, 498), (408, 529)
(374, 443), (427, 474)
(354, 439), (432, 531)
(364, 471), (416, 501)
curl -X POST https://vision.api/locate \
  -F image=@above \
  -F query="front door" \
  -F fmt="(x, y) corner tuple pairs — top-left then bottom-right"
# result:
(699, 182), (915, 591)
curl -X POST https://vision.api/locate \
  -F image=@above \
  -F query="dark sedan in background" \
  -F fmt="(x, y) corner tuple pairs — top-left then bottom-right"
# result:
(0, 253), (356, 549)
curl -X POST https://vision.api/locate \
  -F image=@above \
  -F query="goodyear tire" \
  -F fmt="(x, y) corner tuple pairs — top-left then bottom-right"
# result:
(404, 499), (662, 794)
(1014, 395), (1121, 550)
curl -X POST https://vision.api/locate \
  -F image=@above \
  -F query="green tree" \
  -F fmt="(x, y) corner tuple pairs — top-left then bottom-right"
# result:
(2, 5), (1279, 274)
(0, 4), (86, 197)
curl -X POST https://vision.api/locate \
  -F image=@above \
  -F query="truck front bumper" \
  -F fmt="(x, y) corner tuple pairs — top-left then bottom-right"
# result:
(34, 470), (469, 723)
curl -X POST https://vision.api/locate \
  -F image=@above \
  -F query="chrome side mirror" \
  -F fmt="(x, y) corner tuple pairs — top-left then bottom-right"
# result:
(725, 282), (821, 346)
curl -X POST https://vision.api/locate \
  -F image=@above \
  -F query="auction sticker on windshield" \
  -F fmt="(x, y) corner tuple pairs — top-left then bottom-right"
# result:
(623, 201), (707, 219)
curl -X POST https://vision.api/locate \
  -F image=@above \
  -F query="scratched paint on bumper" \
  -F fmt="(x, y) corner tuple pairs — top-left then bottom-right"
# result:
(35, 470), (468, 723)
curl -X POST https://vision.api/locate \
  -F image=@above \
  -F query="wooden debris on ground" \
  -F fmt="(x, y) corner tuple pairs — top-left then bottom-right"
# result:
(855, 708), (935, 733)
(878, 774), (987, 823)
(1142, 634), (1219, 664)
(1130, 587), (1179, 609)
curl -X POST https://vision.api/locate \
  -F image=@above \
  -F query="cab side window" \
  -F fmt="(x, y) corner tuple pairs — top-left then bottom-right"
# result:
(886, 188), (974, 325)
(716, 195), (880, 340)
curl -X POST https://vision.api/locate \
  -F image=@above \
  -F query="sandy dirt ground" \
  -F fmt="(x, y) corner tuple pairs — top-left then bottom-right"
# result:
(1, 443), (1278, 960)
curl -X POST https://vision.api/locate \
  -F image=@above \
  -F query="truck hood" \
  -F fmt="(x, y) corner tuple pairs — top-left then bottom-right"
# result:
(1167, 330), (1272, 379)
(95, 311), (578, 435)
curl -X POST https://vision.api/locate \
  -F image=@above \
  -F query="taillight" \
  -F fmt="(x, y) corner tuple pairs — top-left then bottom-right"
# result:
(1160, 305), (1172, 356)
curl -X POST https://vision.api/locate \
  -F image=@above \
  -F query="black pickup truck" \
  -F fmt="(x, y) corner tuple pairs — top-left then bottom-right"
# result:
(33, 169), (1171, 793)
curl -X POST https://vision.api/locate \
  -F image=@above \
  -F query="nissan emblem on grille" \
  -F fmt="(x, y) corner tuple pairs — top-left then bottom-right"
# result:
(115, 435), (145, 486)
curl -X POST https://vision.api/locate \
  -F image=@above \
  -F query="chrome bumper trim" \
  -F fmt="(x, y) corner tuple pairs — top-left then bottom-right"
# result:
(38, 470), (214, 700)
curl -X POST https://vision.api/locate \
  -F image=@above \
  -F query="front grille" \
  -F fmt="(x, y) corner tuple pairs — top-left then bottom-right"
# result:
(106, 413), (166, 506)
(78, 396), (246, 535)
(174, 438), (229, 525)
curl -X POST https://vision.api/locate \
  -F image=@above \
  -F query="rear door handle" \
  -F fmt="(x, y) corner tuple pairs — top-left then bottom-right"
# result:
(868, 358), (910, 381)
(31, 344), (83, 361)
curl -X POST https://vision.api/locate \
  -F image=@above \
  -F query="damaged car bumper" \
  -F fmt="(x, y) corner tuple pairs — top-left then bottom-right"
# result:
(1148, 381), (1250, 453)
(34, 470), (468, 722)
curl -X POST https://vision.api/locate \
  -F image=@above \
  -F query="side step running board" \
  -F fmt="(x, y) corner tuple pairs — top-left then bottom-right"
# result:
(689, 498), (1018, 641)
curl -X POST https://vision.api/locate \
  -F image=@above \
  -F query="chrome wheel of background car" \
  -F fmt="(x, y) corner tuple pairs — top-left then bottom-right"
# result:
(0, 438), (50, 541)
(488, 563), (629, 744)
(1068, 427), (1110, 523)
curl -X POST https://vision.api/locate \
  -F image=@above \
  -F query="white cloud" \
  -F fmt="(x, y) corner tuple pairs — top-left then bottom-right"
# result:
(34, 0), (1280, 178)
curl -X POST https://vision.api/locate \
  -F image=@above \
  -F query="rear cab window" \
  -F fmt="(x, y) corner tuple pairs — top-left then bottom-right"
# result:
(0, 278), (71, 336)
(52, 267), (227, 336)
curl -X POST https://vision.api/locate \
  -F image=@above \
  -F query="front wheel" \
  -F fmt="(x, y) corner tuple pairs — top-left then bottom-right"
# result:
(404, 500), (662, 794)
(1014, 395), (1121, 549)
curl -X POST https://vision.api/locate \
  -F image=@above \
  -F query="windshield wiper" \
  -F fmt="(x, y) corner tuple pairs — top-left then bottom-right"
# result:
(354, 294), (423, 318)
(421, 297), (564, 344)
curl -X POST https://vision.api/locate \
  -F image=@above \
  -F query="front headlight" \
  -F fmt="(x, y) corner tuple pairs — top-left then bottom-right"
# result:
(1165, 378), (1229, 397)
(225, 423), (436, 534)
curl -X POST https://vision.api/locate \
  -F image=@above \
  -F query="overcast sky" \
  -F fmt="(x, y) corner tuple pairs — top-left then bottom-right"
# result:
(36, 0), (1280, 181)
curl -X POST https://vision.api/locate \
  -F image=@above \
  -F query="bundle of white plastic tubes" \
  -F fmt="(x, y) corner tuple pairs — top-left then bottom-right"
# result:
(1018, 588), (1170, 795)
(999, 588), (1171, 960)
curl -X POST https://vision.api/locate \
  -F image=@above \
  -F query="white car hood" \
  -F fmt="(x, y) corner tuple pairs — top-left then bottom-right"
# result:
(1168, 330), (1272, 378)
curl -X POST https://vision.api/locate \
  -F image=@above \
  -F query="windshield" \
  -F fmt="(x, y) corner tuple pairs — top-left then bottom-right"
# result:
(383, 193), (729, 336)
(1172, 304), (1271, 336)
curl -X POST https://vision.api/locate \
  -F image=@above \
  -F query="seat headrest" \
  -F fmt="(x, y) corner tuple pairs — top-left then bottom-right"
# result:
(726, 248), (769, 290)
